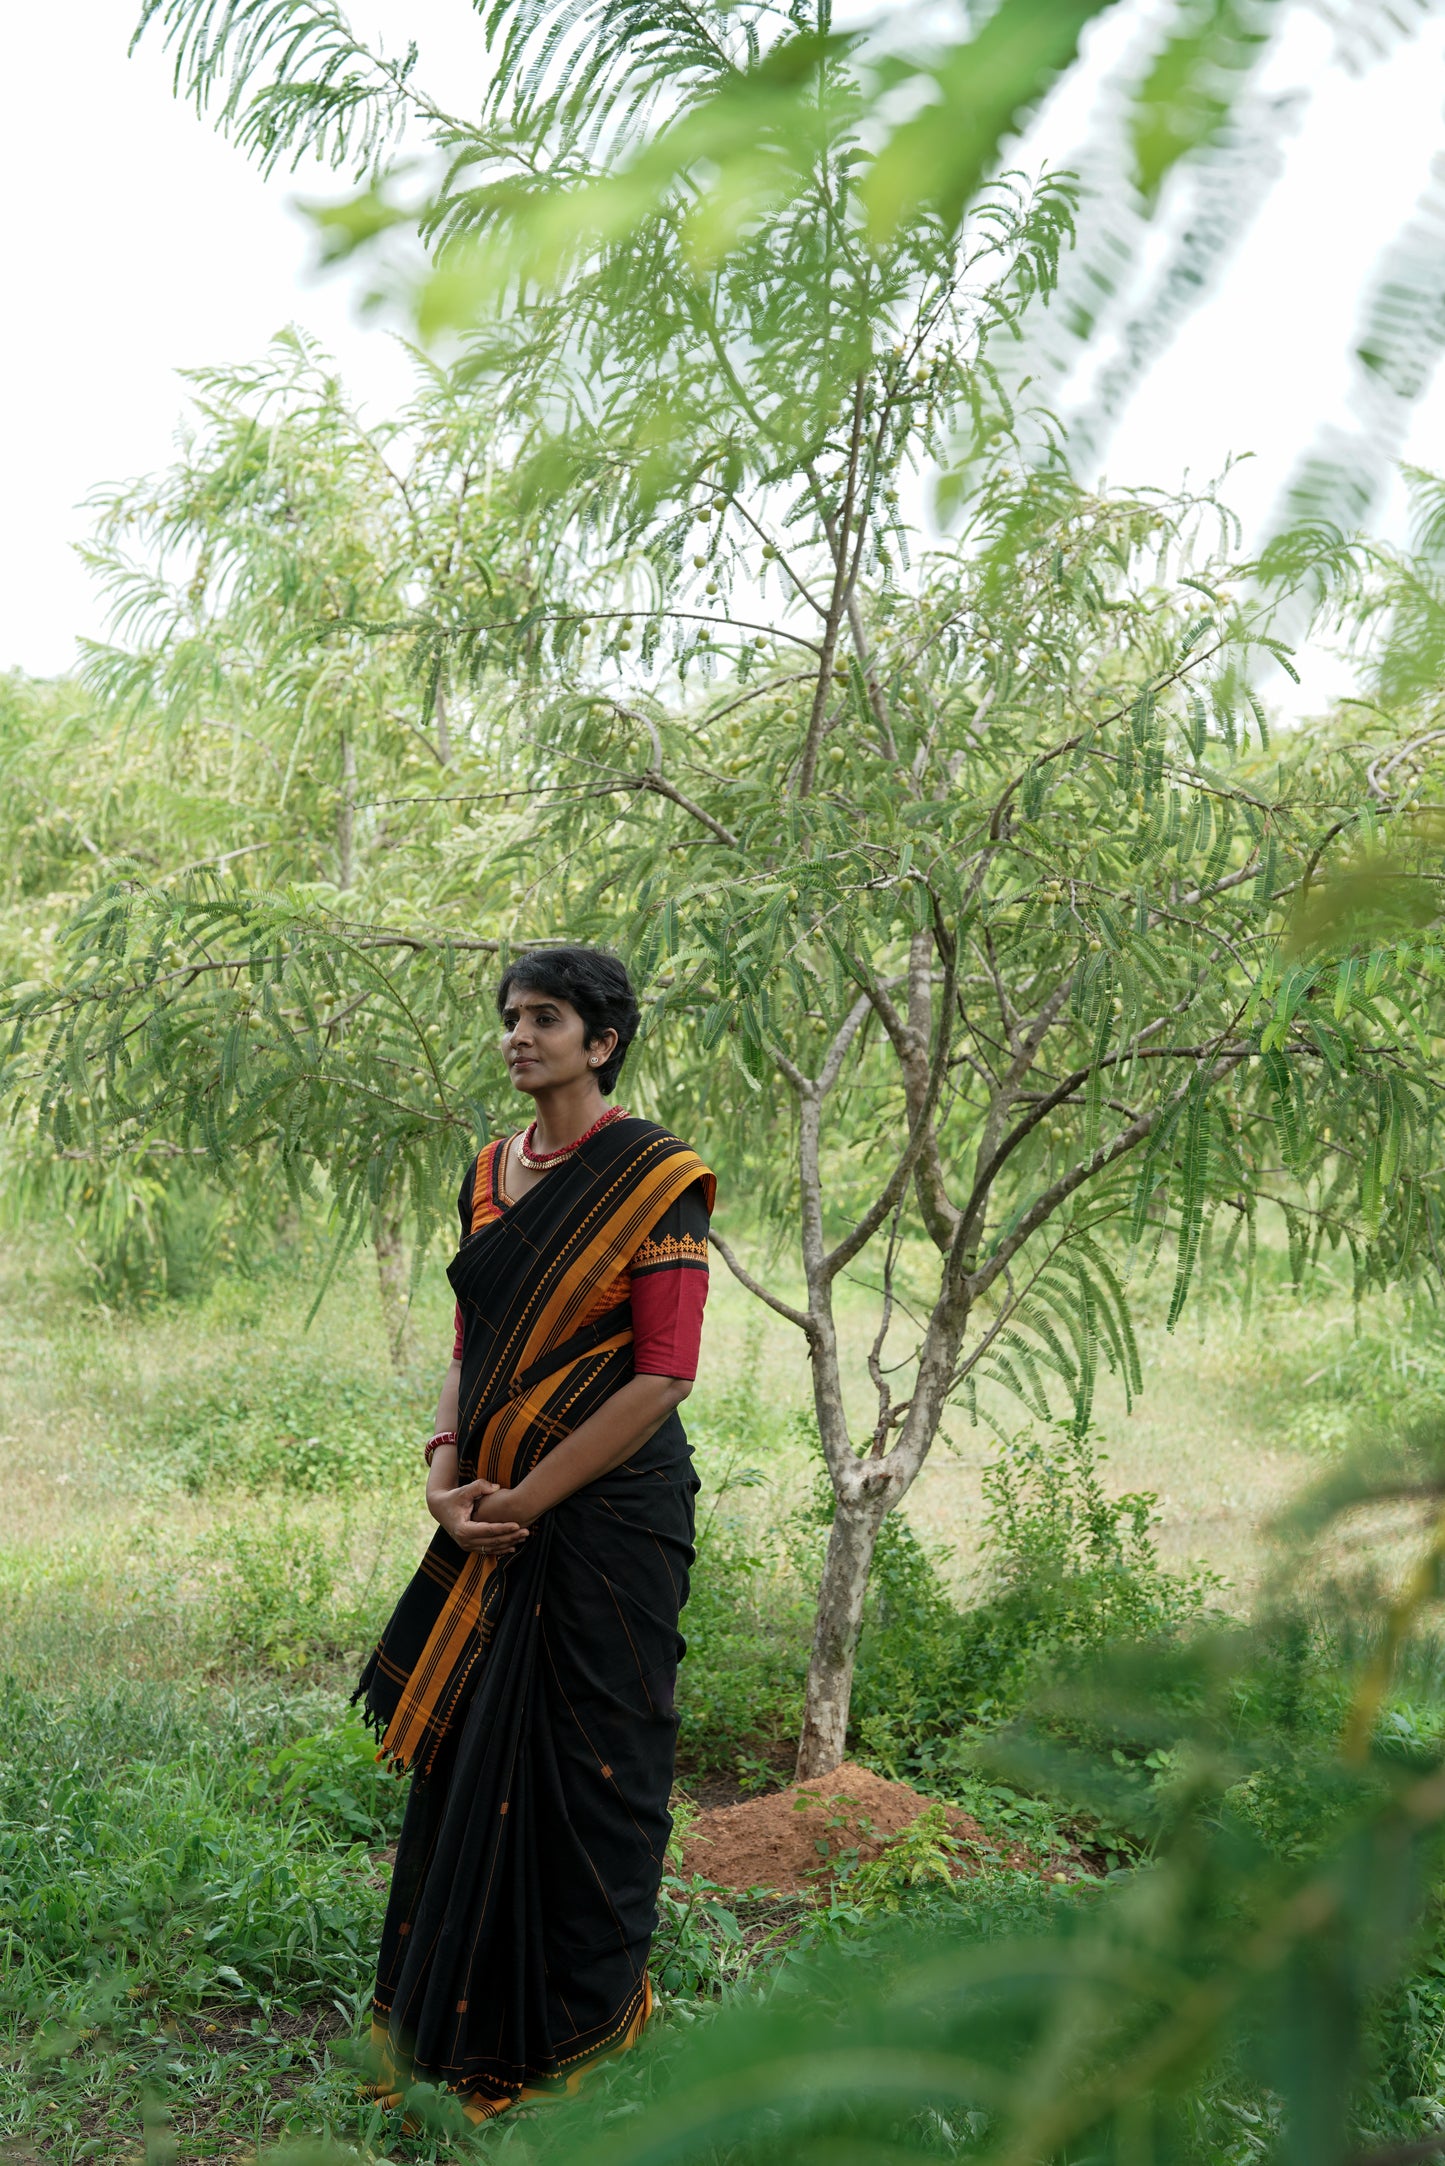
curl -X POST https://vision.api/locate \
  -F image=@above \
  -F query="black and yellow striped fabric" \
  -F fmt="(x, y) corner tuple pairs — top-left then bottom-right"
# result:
(353, 1116), (713, 2121)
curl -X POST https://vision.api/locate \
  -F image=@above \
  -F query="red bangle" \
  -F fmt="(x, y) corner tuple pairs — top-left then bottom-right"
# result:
(424, 1429), (458, 1467)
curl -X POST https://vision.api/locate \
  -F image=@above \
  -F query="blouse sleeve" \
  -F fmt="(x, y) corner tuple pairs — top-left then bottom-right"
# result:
(457, 1155), (478, 1241)
(630, 1178), (711, 1380)
(451, 1157), (478, 1362)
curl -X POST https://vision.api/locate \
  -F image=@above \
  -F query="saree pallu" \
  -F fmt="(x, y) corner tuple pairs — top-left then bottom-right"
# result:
(355, 1117), (714, 2119)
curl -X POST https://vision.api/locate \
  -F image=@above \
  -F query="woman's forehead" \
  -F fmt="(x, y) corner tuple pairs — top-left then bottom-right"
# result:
(504, 987), (574, 1014)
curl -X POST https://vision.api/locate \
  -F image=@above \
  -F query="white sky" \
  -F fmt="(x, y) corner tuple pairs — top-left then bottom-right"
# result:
(5, 1), (1445, 699)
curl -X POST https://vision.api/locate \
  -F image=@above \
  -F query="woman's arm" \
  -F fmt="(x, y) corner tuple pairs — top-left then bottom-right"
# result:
(477, 1181), (710, 1528)
(425, 1357), (530, 1556)
(472, 1373), (691, 1528)
(434, 1354), (460, 1437)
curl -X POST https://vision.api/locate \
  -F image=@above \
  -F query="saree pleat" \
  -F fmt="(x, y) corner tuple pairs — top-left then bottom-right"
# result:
(358, 1118), (710, 2117)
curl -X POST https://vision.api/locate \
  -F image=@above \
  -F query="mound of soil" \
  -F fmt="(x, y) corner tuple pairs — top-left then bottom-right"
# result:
(678, 1760), (1066, 1895)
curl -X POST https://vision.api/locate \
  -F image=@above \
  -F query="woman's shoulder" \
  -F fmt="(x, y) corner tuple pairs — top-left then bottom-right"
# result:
(460, 1132), (509, 1183)
(457, 1133), (511, 1229)
(607, 1113), (707, 1162)
(602, 1114), (715, 1212)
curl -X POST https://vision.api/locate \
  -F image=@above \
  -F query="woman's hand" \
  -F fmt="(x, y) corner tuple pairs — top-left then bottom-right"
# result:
(471, 1485), (533, 1529)
(428, 1476), (529, 1555)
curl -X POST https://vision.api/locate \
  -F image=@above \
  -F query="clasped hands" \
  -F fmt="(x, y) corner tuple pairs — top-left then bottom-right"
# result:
(429, 1475), (532, 1555)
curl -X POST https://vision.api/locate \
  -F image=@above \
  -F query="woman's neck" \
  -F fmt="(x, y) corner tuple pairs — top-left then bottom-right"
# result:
(526, 1081), (610, 1155)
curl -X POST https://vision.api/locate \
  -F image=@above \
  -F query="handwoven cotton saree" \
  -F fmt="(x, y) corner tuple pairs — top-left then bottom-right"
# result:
(356, 1116), (714, 2120)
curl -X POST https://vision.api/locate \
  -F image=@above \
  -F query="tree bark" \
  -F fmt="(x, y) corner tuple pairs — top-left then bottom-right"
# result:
(794, 1480), (892, 1780)
(372, 1208), (417, 1372)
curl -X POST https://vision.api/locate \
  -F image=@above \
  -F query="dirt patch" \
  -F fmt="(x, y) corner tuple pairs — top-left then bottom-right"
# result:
(679, 1760), (1081, 1895)
(167, 1999), (350, 2055)
(677, 1761), (794, 1809)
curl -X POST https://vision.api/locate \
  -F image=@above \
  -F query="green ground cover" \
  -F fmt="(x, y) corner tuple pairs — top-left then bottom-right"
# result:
(5, 1219), (1445, 2161)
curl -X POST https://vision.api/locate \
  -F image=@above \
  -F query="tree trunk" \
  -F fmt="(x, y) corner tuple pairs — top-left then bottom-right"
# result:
(372, 1208), (417, 1372)
(794, 1483), (892, 1780)
(338, 732), (356, 889)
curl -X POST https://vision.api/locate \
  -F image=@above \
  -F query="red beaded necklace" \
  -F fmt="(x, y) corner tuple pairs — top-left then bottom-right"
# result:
(516, 1103), (627, 1172)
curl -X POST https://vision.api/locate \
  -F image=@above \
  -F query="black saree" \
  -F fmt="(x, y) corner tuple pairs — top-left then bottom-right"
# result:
(355, 1116), (714, 2120)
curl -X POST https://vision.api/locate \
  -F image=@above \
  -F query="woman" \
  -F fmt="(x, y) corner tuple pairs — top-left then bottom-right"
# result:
(356, 946), (714, 2124)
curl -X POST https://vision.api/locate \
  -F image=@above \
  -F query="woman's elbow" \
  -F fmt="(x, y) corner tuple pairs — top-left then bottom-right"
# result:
(646, 1374), (693, 1409)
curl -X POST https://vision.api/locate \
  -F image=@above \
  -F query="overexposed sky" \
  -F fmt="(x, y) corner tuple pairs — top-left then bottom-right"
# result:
(3, 0), (485, 679)
(4, 2), (1445, 691)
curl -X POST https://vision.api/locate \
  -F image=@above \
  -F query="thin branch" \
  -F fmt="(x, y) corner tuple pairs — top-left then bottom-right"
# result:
(796, 373), (867, 797)
(823, 939), (957, 1281)
(636, 767), (740, 847)
(609, 707), (741, 847)
(967, 1048), (1251, 1304)
(708, 1229), (812, 1335)
(815, 991), (874, 1098)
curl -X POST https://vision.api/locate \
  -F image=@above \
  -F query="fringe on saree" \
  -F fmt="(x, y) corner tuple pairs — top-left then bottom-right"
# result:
(367, 1979), (654, 2124)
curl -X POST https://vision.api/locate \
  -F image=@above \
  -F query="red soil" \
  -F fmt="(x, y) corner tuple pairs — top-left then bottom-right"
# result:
(678, 1760), (1071, 1895)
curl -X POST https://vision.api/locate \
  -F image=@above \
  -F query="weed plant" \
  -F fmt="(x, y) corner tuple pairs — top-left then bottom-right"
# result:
(9, 1230), (1445, 2159)
(851, 1426), (1221, 1795)
(126, 1349), (430, 1497)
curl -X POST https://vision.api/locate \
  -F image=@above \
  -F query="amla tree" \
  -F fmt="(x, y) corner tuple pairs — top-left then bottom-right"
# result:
(348, 0), (1445, 1772)
(10, 0), (1445, 1775)
(6, 341), (553, 1359)
(503, 463), (1445, 1775)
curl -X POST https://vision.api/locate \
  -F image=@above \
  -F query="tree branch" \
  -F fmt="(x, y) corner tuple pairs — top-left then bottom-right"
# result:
(708, 1230), (813, 1336)
(966, 1048), (1251, 1304)
(823, 939), (957, 1281)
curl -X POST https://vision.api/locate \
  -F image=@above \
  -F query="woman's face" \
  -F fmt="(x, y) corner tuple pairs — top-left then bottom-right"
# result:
(500, 986), (617, 1096)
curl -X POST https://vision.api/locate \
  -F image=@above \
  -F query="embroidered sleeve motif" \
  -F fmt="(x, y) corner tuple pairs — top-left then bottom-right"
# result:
(632, 1230), (710, 1274)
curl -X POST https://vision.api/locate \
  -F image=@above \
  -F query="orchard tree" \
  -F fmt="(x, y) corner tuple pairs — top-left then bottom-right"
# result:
(502, 466), (1445, 1775)
(8, 0), (1445, 1775)
(5, 341), (565, 1358)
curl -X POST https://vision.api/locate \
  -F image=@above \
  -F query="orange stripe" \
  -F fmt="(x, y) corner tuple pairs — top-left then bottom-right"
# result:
(470, 1138), (505, 1234)
(517, 1150), (712, 1371)
(475, 1141), (712, 1404)
(379, 1337), (631, 1768)
(477, 1329), (633, 1485)
(377, 1551), (497, 1770)
(383, 1138), (714, 1775)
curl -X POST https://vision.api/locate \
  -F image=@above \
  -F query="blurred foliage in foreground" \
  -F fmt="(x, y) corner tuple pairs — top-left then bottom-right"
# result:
(10, 1239), (1445, 2165)
(262, 1439), (1445, 2165)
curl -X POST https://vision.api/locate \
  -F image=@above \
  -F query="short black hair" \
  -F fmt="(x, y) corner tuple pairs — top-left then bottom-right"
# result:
(495, 947), (640, 1096)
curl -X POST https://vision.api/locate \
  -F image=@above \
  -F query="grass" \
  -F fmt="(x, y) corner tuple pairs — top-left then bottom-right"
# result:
(0, 1208), (1439, 2160)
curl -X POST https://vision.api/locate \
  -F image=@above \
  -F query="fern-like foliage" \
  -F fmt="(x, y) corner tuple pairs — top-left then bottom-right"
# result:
(131, 0), (429, 174)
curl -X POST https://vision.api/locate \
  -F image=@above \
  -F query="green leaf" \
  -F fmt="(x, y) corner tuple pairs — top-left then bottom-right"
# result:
(864, 0), (1122, 239)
